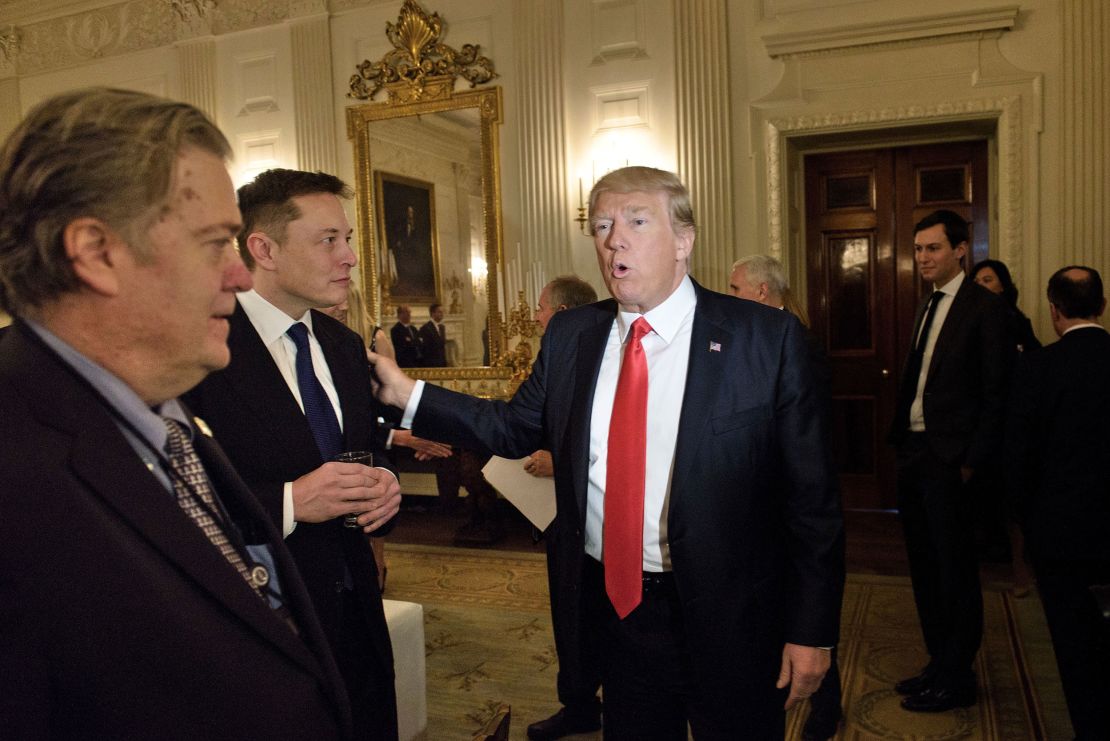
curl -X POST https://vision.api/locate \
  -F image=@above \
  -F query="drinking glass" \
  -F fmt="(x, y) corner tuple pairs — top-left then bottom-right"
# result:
(334, 450), (373, 528)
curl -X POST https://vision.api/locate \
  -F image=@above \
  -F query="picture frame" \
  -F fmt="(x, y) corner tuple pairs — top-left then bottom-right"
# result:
(373, 170), (440, 304)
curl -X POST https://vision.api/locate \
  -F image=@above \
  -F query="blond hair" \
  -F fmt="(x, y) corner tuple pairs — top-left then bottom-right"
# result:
(588, 166), (696, 236)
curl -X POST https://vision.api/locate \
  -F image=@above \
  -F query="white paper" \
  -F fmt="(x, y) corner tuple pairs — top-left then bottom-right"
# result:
(482, 455), (557, 531)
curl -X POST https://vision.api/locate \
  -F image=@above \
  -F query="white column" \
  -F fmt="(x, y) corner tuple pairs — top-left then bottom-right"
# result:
(177, 38), (217, 119)
(512, 0), (572, 277)
(290, 14), (338, 174)
(674, 0), (735, 292)
(1061, 0), (1109, 278)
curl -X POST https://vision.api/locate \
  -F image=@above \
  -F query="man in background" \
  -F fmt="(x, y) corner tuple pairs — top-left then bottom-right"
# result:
(524, 275), (602, 741)
(1007, 266), (1109, 740)
(369, 166), (843, 738)
(183, 168), (400, 740)
(419, 302), (448, 367)
(390, 304), (422, 367)
(729, 255), (841, 740)
(0, 88), (350, 737)
(888, 210), (1008, 712)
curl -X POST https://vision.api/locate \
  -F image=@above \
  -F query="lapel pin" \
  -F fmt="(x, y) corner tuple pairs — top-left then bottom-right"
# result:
(709, 341), (721, 352)
(193, 416), (214, 437)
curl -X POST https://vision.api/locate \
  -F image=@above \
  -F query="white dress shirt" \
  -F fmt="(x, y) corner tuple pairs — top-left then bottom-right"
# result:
(909, 271), (964, 431)
(583, 275), (695, 572)
(238, 289), (344, 536)
(403, 277), (696, 571)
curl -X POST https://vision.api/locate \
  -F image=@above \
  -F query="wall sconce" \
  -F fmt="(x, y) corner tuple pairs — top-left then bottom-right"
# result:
(574, 178), (590, 236)
(469, 255), (487, 296)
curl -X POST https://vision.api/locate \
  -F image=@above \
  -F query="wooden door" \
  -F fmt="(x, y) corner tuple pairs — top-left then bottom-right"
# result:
(805, 141), (989, 510)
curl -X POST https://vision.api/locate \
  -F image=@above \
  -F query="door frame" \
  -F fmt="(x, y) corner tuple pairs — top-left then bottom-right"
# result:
(762, 101), (1031, 318)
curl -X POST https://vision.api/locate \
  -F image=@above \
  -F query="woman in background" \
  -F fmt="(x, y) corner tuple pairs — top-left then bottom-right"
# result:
(971, 259), (1039, 597)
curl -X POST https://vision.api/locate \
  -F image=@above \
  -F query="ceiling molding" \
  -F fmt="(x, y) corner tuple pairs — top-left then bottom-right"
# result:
(761, 5), (1019, 58)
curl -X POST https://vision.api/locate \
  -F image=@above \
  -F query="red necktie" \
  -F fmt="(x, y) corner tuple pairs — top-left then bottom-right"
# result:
(604, 317), (652, 618)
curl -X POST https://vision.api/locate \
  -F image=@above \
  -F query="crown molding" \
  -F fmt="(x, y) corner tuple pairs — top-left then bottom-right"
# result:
(761, 5), (1019, 58)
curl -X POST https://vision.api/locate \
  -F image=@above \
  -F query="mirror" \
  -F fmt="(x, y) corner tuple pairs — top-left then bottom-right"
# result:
(345, 1), (512, 395)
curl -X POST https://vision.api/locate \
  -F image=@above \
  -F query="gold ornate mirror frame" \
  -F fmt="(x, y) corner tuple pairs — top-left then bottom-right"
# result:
(345, 1), (517, 397)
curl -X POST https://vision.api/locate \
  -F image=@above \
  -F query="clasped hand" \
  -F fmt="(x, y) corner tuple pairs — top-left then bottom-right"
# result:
(292, 460), (401, 533)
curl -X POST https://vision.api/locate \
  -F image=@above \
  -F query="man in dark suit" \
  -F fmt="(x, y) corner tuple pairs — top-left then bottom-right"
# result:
(1007, 266), (1110, 740)
(372, 166), (844, 738)
(888, 210), (1009, 712)
(523, 275), (602, 741)
(730, 255), (841, 741)
(0, 88), (350, 738)
(418, 302), (448, 367)
(389, 304), (422, 367)
(183, 169), (401, 741)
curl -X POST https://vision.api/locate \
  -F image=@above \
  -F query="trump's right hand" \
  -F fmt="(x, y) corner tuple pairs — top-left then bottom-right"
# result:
(367, 349), (417, 410)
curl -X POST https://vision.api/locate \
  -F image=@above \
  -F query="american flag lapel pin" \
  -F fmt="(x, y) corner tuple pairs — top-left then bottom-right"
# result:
(709, 341), (721, 352)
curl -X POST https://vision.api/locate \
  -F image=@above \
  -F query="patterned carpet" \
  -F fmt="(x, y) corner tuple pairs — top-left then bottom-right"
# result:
(384, 543), (1045, 740)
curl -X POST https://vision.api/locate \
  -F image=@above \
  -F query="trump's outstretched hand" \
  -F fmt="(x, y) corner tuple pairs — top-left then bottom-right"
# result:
(367, 349), (417, 410)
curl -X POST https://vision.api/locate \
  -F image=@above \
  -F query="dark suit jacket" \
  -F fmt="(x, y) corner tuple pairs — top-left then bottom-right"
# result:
(389, 321), (422, 368)
(412, 281), (844, 724)
(888, 278), (1010, 468)
(417, 320), (446, 367)
(0, 322), (350, 740)
(1006, 326), (1110, 561)
(182, 304), (396, 731)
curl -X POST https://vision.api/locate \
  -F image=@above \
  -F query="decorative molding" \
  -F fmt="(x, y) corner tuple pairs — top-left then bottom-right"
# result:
(589, 0), (647, 65)
(290, 13), (337, 173)
(237, 128), (282, 183)
(347, 0), (496, 102)
(675, 0), (733, 291)
(591, 81), (650, 131)
(164, 0), (216, 24)
(513, 0), (572, 278)
(762, 5), (1019, 58)
(176, 36), (217, 118)
(234, 51), (279, 116)
(0, 25), (20, 65)
(764, 96), (1025, 270)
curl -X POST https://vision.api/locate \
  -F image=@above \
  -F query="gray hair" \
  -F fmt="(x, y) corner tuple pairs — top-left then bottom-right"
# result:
(731, 254), (789, 296)
(0, 87), (231, 315)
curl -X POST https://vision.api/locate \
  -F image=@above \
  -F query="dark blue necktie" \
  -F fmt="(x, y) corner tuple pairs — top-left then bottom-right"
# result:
(286, 322), (343, 460)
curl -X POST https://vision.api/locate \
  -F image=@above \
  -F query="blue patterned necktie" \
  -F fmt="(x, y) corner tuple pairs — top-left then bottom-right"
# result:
(286, 322), (343, 460)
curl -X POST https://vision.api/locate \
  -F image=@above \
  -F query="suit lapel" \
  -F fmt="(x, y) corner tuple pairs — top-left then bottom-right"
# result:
(566, 305), (614, 525)
(926, 279), (973, 384)
(15, 332), (329, 684)
(225, 304), (322, 465)
(671, 285), (732, 496)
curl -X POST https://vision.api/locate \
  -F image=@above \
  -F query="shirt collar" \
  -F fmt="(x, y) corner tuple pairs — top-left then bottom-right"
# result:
(935, 270), (965, 297)
(615, 274), (697, 344)
(1062, 322), (1105, 336)
(23, 319), (190, 453)
(237, 289), (315, 346)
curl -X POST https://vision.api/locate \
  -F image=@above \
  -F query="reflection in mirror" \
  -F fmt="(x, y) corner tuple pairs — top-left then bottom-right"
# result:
(348, 86), (503, 374)
(345, 0), (512, 394)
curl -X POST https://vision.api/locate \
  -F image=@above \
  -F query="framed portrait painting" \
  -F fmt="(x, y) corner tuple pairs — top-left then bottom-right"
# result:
(374, 170), (440, 304)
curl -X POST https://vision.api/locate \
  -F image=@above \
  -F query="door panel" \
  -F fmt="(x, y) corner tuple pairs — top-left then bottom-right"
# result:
(805, 141), (988, 510)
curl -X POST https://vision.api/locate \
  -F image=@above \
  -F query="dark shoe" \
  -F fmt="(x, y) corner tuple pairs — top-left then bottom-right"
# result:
(894, 670), (935, 696)
(900, 685), (977, 712)
(801, 708), (842, 740)
(526, 707), (602, 740)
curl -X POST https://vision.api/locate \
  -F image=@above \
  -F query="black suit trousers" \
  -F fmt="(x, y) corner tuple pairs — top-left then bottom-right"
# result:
(1030, 556), (1110, 741)
(896, 433), (983, 686)
(582, 559), (783, 740)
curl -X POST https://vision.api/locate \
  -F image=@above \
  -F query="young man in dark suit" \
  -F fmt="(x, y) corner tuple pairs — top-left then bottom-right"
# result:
(888, 209), (1010, 712)
(1007, 266), (1110, 740)
(418, 302), (447, 367)
(371, 166), (845, 738)
(183, 169), (401, 741)
(0, 89), (350, 738)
